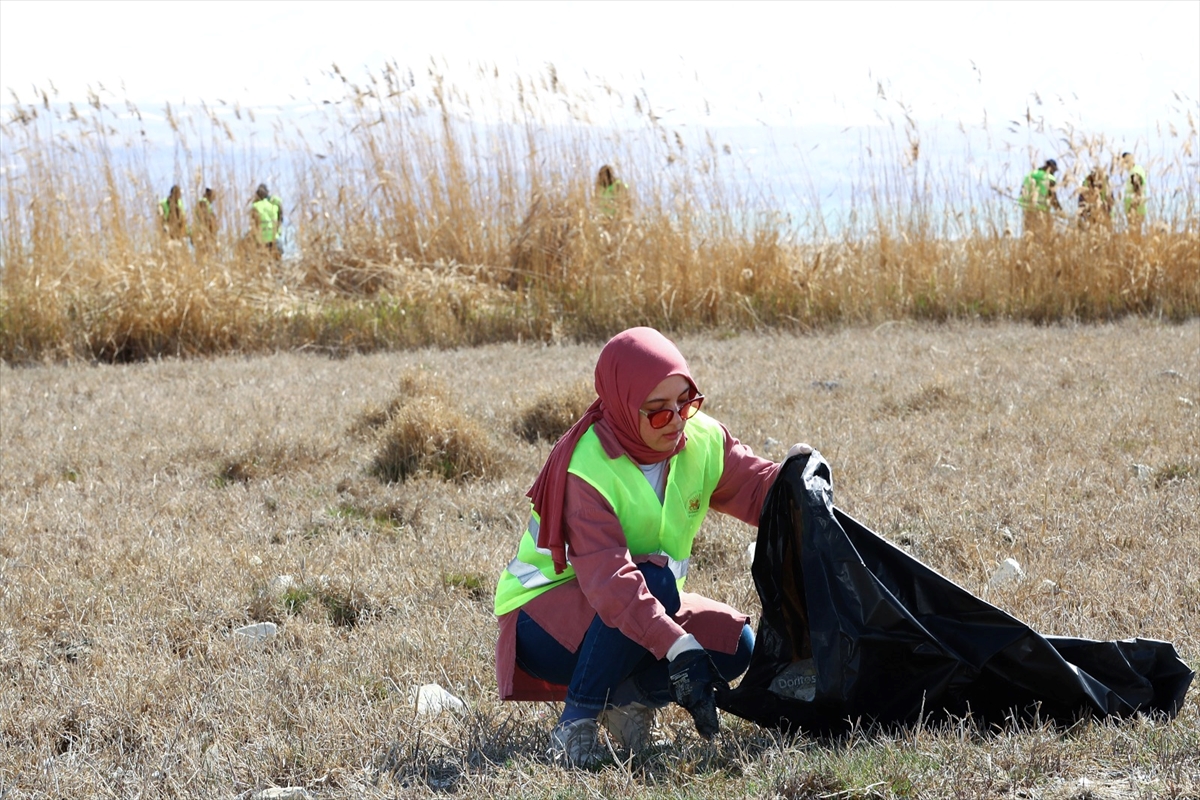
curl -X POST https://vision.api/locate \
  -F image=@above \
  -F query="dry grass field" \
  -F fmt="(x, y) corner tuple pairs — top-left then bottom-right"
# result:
(1, 319), (1197, 799)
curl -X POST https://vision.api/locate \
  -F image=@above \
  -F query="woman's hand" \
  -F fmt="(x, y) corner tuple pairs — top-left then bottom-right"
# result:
(786, 442), (813, 459)
(667, 635), (725, 739)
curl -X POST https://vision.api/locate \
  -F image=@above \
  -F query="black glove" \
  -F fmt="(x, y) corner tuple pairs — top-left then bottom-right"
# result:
(667, 648), (727, 739)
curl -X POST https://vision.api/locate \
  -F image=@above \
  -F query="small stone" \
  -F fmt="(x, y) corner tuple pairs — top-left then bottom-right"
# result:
(988, 558), (1023, 587)
(249, 555), (263, 566)
(252, 789), (309, 800)
(764, 437), (781, 449)
(269, 575), (295, 594)
(415, 683), (466, 715)
(1131, 464), (1152, 482)
(234, 622), (278, 643)
(1040, 579), (1059, 593)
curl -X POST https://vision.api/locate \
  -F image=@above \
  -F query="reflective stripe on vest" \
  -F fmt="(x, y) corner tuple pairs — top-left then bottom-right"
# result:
(493, 412), (725, 616)
(504, 515), (557, 589)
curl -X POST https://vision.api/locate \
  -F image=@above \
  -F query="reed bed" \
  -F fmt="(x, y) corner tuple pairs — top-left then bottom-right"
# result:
(2, 66), (1197, 365)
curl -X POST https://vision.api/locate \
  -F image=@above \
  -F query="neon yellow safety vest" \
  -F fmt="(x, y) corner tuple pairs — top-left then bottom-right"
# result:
(494, 412), (726, 616)
(1124, 165), (1148, 214)
(598, 181), (627, 217)
(252, 197), (280, 243)
(160, 198), (185, 220)
(1019, 169), (1055, 211)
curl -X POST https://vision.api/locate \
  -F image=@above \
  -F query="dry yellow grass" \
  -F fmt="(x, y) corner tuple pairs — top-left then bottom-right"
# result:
(1, 320), (1196, 798)
(512, 378), (595, 443)
(353, 368), (510, 483)
(2, 69), (1197, 365)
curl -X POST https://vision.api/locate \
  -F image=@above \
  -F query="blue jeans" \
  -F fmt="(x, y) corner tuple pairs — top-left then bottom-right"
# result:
(514, 562), (754, 710)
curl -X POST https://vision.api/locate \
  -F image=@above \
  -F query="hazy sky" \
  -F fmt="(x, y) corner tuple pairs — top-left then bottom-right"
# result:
(2, 0), (1198, 132)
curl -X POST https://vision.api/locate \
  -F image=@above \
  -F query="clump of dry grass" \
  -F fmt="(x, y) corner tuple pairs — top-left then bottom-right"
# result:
(354, 368), (452, 435)
(215, 441), (333, 486)
(365, 368), (507, 482)
(371, 398), (504, 482)
(877, 382), (964, 418)
(247, 575), (373, 628)
(512, 378), (594, 443)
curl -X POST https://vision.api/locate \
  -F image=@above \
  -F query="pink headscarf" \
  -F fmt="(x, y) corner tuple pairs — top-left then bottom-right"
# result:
(527, 327), (698, 574)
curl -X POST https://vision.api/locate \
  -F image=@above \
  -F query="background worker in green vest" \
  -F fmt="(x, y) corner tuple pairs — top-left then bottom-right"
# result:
(250, 183), (283, 257)
(595, 163), (628, 218)
(193, 187), (218, 254)
(1018, 158), (1060, 237)
(1120, 152), (1148, 234)
(494, 326), (812, 767)
(160, 184), (187, 242)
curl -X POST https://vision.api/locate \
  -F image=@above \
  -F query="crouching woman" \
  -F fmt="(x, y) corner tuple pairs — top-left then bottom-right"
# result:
(494, 326), (809, 766)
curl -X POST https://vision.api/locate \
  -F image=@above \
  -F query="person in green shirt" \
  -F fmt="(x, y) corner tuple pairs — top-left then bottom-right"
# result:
(1018, 159), (1060, 238)
(249, 183), (284, 258)
(595, 164), (628, 218)
(160, 184), (187, 242)
(1120, 152), (1148, 234)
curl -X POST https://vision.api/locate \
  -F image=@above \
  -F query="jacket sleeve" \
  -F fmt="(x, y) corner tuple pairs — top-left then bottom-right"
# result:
(563, 475), (687, 660)
(707, 422), (781, 526)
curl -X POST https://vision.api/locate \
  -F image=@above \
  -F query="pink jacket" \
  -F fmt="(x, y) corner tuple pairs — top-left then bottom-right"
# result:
(496, 422), (780, 700)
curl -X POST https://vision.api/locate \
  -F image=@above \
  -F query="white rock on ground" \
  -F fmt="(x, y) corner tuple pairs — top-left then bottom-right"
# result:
(988, 558), (1024, 587)
(415, 683), (466, 715)
(252, 788), (309, 800)
(269, 575), (295, 593)
(234, 622), (278, 643)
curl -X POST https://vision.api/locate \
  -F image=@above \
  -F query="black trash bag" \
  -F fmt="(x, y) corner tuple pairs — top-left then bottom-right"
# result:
(719, 452), (1194, 733)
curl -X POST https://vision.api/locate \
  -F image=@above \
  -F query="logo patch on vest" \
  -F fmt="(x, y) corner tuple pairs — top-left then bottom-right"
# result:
(686, 492), (702, 515)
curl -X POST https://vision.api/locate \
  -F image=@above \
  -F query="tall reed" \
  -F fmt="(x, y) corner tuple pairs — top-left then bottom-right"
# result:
(2, 66), (1197, 364)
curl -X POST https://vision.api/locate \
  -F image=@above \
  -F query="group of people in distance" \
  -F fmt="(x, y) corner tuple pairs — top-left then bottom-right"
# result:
(162, 169), (626, 259)
(1019, 152), (1149, 237)
(158, 183), (284, 257)
(163, 156), (1146, 261)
